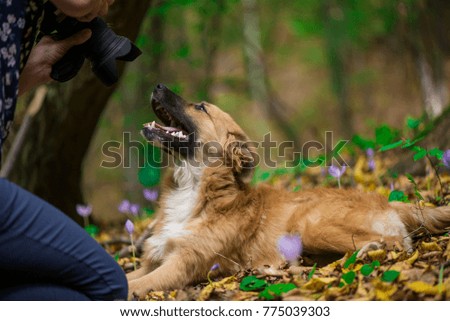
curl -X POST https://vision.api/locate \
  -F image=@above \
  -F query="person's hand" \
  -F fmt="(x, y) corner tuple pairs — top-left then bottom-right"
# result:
(50, 0), (114, 22)
(18, 29), (92, 95)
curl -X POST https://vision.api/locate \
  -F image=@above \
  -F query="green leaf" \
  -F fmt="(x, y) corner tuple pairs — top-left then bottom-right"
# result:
(175, 44), (190, 58)
(138, 166), (161, 187)
(360, 264), (374, 276)
(375, 125), (395, 146)
(372, 260), (381, 268)
(352, 135), (375, 151)
(381, 270), (400, 282)
(143, 208), (155, 217)
(342, 271), (356, 284)
(413, 148), (427, 161)
(428, 148), (444, 160)
(405, 173), (416, 185)
(259, 283), (296, 300)
(240, 276), (267, 291)
(388, 190), (408, 203)
(407, 117), (421, 129)
(379, 140), (403, 152)
(343, 250), (359, 269)
(259, 171), (271, 182)
(84, 224), (99, 237)
(402, 137), (424, 149)
(307, 263), (317, 280)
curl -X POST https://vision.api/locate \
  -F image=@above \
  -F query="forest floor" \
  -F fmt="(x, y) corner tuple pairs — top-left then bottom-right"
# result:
(98, 154), (450, 301)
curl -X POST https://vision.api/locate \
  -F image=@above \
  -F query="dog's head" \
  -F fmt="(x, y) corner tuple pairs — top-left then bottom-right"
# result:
(142, 84), (256, 183)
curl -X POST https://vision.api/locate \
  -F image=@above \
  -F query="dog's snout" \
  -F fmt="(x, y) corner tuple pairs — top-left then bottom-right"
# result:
(156, 83), (166, 91)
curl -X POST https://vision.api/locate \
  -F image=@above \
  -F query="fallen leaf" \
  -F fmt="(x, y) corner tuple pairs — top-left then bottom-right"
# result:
(421, 241), (442, 252)
(198, 276), (237, 301)
(303, 277), (337, 291)
(368, 249), (386, 261)
(372, 279), (398, 301)
(406, 281), (439, 295)
(318, 260), (341, 276)
(404, 250), (419, 265)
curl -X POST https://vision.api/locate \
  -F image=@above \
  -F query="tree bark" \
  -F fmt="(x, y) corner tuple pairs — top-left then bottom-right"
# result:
(242, 0), (300, 148)
(6, 0), (152, 224)
(321, 0), (353, 138)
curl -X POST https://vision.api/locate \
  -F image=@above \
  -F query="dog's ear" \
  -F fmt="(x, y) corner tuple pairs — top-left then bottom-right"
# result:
(225, 134), (256, 184)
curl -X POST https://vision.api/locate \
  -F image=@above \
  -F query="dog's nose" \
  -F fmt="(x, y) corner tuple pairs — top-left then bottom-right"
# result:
(156, 83), (166, 91)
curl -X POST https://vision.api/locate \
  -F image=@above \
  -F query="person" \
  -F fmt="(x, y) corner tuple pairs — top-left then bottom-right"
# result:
(0, 0), (128, 300)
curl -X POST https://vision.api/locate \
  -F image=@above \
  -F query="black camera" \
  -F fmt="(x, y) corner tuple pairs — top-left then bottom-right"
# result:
(40, 3), (142, 86)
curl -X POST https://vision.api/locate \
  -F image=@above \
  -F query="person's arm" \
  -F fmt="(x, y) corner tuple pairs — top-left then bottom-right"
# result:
(18, 30), (92, 96)
(50, 0), (114, 22)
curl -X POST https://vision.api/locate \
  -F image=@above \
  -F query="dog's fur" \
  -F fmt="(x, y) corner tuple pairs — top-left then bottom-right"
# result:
(126, 85), (450, 299)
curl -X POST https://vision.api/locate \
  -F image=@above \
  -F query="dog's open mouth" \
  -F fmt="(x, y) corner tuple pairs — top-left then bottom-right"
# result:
(141, 85), (198, 157)
(143, 99), (190, 143)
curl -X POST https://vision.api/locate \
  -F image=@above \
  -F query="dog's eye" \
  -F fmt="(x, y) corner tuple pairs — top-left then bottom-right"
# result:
(195, 103), (207, 113)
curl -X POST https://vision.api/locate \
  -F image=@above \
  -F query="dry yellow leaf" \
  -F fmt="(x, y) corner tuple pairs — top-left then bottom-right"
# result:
(198, 285), (214, 301)
(406, 281), (439, 295)
(372, 279), (397, 301)
(169, 290), (177, 300)
(368, 249), (386, 261)
(197, 276), (237, 301)
(145, 291), (165, 301)
(404, 250), (419, 265)
(354, 156), (384, 186)
(375, 186), (391, 197)
(318, 260), (341, 276)
(421, 241), (442, 252)
(303, 277), (337, 291)
(389, 251), (402, 260)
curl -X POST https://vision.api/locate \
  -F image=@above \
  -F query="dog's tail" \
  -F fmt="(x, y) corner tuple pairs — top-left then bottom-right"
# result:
(391, 202), (450, 234)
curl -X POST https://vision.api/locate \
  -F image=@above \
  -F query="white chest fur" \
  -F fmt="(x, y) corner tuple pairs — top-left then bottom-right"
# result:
(145, 162), (203, 262)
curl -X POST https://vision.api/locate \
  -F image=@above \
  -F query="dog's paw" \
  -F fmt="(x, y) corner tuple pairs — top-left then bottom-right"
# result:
(127, 279), (149, 300)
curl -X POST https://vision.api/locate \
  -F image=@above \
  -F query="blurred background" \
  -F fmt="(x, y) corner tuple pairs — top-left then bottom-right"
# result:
(4, 0), (450, 227)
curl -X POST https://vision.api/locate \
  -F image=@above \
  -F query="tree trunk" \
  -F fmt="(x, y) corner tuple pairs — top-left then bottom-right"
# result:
(321, 0), (353, 138)
(400, 0), (450, 119)
(6, 0), (152, 224)
(198, 0), (225, 101)
(242, 0), (300, 148)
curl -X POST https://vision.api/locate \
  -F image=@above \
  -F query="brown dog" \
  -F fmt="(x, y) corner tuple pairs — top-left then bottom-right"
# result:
(126, 84), (450, 299)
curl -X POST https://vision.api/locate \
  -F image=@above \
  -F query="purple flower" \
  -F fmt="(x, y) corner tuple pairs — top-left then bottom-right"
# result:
(130, 203), (140, 216)
(443, 149), (450, 168)
(210, 263), (220, 271)
(366, 148), (375, 171)
(125, 219), (134, 235)
(277, 234), (303, 262)
(143, 189), (158, 202)
(118, 200), (131, 214)
(328, 164), (346, 178)
(368, 158), (376, 171)
(76, 204), (92, 217)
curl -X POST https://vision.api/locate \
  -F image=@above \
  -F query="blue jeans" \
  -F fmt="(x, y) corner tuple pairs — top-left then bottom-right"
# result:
(0, 179), (128, 300)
